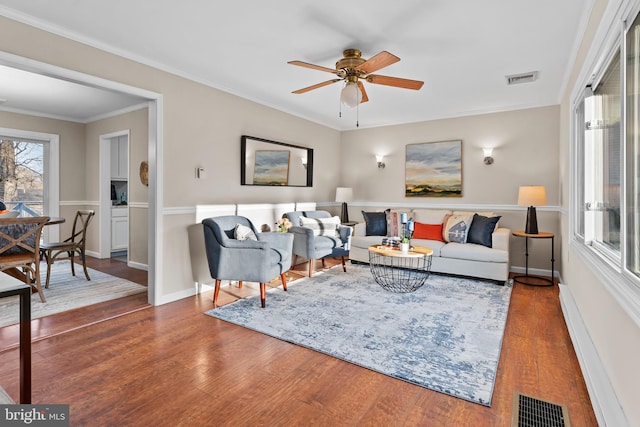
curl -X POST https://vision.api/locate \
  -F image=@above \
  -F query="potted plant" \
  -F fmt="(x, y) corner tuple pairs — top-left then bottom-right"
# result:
(399, 217), (414, 252)
(276, 217), (292, 233)
(399, 236), (410, 252)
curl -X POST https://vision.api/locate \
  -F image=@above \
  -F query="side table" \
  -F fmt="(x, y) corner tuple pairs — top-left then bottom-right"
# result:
(512, 230), (554, 286)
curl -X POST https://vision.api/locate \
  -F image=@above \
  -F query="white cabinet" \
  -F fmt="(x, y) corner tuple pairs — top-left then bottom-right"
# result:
(110, 136), (128, 179)
(111, 207), (128, 251)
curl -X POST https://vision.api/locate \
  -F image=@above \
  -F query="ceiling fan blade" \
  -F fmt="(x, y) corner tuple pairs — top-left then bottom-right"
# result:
(356, 51), (400, 75)
(288, 60), (338, 74)
(292, 79), (342, 94)
(366, 74), (424, 90)
(357, 81), (369, 103)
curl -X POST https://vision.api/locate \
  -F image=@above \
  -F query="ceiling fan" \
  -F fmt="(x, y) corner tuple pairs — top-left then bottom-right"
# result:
(288, 49), (424, 107)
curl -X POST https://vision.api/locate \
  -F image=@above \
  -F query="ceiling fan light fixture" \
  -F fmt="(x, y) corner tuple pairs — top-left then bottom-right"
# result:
(340, 81), (362, 108)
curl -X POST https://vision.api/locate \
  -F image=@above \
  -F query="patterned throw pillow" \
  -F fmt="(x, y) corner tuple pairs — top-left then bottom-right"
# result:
(234, 223), (257, 241)
(300, 216), (340, 237)
(385, 209), (410, 237)
(443, 213), (474, 243)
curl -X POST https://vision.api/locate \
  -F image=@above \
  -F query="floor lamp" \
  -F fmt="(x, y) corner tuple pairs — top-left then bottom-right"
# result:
(517, 186), (547, 234)
(335, 187), (353, 224)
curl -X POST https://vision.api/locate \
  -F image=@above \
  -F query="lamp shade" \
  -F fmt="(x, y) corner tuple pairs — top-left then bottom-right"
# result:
(340, 82), (362, 107)
(335, 187), (353, 203)
(517, 186), (547, 207)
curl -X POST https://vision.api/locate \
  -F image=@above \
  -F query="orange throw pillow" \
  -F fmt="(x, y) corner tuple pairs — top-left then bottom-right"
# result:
(412, 222), (444, 241)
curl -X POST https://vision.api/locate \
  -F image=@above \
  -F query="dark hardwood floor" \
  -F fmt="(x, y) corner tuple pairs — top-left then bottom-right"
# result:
(0, 256), (149, 352)
(0, 258), (597, 426)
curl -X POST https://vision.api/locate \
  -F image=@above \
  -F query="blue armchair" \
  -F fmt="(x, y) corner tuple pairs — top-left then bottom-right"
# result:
(202, 215), (293, 308)
(284, 210), (351, 276)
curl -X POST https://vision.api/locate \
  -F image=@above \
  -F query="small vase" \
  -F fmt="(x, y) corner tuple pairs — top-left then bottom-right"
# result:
(400, 242), (410, 252)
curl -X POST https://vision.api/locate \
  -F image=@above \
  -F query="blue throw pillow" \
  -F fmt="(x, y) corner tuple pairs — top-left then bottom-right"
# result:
(362, 211), (387, 236)
(467, 214), (501, 248)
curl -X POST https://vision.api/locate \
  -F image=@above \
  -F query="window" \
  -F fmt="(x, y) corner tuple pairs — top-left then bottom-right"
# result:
(583, 50), (622, 258)
(626, 12), (640, 278)
(0, 138), (45, 215)
(576, 8), (640, 285)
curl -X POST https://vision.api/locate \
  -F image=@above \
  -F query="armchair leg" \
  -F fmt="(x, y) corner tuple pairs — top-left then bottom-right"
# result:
(260, 283), (266, 308)
(213, 279), (221, 308)
(308, 260), (314, 277)
(341, 256), (347, 272)
(238, 281), (243, 288)
(281, 273), (288, 291)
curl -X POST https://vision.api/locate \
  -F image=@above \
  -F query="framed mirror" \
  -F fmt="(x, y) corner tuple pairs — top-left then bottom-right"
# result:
(241, 135), (313, 186)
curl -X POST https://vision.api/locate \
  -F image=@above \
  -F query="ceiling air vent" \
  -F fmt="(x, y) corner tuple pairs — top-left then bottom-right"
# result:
(506, 72), (538, 85)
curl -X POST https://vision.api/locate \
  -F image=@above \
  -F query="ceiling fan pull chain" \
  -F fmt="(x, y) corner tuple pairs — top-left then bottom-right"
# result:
(356, 97), (359, 127)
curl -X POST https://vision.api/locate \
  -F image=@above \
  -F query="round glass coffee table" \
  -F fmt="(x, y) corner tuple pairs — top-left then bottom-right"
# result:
(368, 245), (433, 293)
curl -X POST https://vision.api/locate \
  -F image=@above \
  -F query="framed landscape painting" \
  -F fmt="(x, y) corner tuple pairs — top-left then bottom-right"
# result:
(253, 150), (290, 186)
(405, 140), (462, 197)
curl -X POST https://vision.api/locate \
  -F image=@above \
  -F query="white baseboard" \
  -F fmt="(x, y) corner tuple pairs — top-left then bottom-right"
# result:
(127, 261), (148, 271)
(559, 284), (628, 426)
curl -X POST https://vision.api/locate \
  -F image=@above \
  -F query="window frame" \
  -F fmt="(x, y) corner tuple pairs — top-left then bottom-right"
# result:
(0, 127), (60, 243)
(570, 1), (640, 326)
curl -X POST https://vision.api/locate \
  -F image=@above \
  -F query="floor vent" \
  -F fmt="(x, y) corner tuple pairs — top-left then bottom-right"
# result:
(512, 392), (571, 427)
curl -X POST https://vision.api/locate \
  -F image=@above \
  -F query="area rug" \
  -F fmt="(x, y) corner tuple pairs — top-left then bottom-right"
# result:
(205, 264), (512, 406)
(0, 261), (147, 328)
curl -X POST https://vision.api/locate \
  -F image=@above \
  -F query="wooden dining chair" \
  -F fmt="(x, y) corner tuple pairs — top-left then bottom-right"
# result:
(0, 216), (50, 303)
(40, 210), (95, 289)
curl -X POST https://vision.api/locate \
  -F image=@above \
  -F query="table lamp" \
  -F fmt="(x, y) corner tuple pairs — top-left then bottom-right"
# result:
(335, 187), (353, 223)
(517, 185), (547, 234)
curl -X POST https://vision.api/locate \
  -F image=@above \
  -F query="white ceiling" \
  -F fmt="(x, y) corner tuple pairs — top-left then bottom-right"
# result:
(0, 1), (589, 130)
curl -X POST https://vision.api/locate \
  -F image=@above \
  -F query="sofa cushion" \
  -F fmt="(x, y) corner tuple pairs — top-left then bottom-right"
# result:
(443, 213), (474, 243)
(440, 242), (509, 263)
(467, 214), (501, 248)
(412, 222), (444, 241)
(410, 239), (447, 257)
(412, 209), (452, 224)
(300, 216), (340, 237)
(362, 211), (387, 236)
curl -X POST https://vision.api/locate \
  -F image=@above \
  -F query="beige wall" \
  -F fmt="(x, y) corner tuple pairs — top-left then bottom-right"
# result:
(340, 106), (561, 271)
(559, 0), (640, 424)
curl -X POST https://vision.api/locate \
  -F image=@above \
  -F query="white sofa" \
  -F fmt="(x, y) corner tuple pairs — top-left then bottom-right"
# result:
(349, 208), (510, 282)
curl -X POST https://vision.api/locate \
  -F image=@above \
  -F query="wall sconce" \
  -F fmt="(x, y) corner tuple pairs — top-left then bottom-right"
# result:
(376, 154), (386, 169)
(483, 148), (494, 165)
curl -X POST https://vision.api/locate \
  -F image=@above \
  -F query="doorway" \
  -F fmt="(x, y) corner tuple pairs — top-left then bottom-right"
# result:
(0, 51), (163, 306)
(99, 131), (130, 263)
